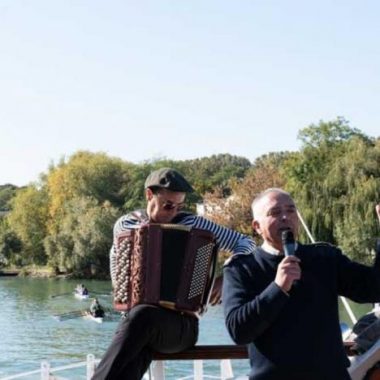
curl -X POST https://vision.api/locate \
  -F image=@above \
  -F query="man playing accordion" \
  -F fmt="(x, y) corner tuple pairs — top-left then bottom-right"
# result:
(92, 167), (255, 380)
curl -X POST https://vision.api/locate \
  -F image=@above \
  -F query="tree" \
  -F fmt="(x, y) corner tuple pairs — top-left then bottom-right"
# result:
(185, 153), (252, 196)
(0, 184), (19, 211)
(7, 186), (49, 265)
(297, 116), (371, 148)
(203, 152), (287, 236)
(331, 137), (380, 262)
(44, 196), (120, 275)
(284, 118), (380, 261)
(46, 151), (133, 233)
(0, 218), (22, 265)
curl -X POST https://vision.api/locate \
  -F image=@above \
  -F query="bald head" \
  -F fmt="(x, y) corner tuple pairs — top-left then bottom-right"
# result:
(251, 188), (293, 219)
(251, 188), (299, 251)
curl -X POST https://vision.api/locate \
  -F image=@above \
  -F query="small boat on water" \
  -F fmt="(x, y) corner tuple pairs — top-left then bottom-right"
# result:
(74, 284), (90, 300)
(83, 311), (104, 324)
(74, 291), (90, 300)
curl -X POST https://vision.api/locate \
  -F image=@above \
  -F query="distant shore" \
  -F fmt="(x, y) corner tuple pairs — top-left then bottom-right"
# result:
(0, 266), (109, 279)
(0, 269), (19, 276)
(0, 266), (61, 278)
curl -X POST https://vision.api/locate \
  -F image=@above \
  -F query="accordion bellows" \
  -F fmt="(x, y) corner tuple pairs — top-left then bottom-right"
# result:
(113, 223), (218, 315)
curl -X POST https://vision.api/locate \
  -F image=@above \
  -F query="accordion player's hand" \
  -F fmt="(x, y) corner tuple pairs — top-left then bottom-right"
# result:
(209, 275), (223, 306)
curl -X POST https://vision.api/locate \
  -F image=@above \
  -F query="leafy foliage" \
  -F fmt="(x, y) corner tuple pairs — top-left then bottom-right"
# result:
(1, 120), (379, 275)
(44, 197), (120, 276)
(203, 152), (287, 236)
(0, 184), (19, 211)
(7, 186), (49, 265)
(285, 118), (380, 261)
(0, 218), (22, 265)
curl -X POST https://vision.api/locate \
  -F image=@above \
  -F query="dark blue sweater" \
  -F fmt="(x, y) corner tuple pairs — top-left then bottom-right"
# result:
(223, 243), (380, 380)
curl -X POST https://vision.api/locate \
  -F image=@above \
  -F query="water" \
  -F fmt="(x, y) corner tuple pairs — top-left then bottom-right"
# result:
(0, 277), (372, 379)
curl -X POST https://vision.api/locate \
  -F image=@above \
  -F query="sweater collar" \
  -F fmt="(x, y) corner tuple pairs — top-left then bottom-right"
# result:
(261, 241), (299, 256)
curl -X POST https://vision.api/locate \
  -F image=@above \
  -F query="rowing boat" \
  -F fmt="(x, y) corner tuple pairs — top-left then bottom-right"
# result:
(74, 292), (90, 300)
(83, 311), (103, 324)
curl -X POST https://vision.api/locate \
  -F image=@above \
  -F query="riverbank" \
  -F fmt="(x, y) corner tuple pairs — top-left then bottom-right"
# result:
(0, 266), (60, 278)
(0, 269), (19, 276)
(0, 265), (111, 279)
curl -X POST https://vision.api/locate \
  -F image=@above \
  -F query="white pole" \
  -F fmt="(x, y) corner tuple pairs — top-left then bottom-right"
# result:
(193, 360), (203, 380)
(220, 359), (234, 380)
(40, 361), (50, 380)
(150, 361), (165, 380)
(297, 210), (357, 324)
(86, 354), (96, 380)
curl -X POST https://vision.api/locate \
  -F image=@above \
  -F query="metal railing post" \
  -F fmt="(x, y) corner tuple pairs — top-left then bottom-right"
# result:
(87, 354), (96, 380)
(193, 360), (203, 380)
(40, 361), (50, 380)
(150, 361), (165, 380)
(220, 359), (234, 380)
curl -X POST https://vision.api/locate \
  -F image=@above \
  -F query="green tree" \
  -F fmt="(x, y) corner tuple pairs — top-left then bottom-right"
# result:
(7, 186), (49, 265)
(44, 196), (120, 275)
(0, 218), (22, 265)
(331, 137), (380, 262)
(284, 118), (380, 261)
(0, 184), (19, 211)
(203, 152), (287, 236)
(43, 151), (133, 273)
(186, 153), (252, 196)
(46, 151), (133, 232)
(120, 155), (251, 212)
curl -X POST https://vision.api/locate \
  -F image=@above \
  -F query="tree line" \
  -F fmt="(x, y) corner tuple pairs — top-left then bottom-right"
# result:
(0, 117), (379, 277)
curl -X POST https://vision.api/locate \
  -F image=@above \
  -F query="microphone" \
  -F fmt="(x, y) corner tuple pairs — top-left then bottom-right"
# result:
(282, 230), (295, 257)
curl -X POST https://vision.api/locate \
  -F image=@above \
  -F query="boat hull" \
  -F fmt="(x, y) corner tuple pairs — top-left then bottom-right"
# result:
(83, 312), (103, 323)
(74, 293), (89, 300)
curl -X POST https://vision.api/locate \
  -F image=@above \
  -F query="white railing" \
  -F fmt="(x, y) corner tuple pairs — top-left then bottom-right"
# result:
(2, 345), (378, 380)
(0, 354), (97, 380)
(148, 359), (237, 380)
(0, 356), (240, 380)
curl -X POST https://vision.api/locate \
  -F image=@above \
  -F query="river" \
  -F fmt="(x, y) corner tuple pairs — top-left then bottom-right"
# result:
(0, 277), (372, 379)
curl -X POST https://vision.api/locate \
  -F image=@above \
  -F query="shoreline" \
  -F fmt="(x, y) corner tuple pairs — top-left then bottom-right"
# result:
(0, 270), (19, 276)
(0, 266), (110, 279)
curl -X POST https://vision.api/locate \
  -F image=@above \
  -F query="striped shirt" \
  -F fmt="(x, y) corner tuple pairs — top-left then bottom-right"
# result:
(110, 209), (255, 285)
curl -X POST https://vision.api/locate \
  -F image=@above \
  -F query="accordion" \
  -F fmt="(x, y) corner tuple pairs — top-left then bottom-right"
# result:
(113, 223), (218, 315)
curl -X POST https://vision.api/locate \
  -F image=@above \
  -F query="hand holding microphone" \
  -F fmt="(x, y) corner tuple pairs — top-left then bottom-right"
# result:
(275, 230), (301, 293)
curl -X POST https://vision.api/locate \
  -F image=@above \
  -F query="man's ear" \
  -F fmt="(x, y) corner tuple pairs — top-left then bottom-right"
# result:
(145, 188), (153, 201)
(252, 220), (261, 235)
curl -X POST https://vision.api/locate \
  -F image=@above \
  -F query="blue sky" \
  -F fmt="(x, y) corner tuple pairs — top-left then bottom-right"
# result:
(1, 0), (379, 186)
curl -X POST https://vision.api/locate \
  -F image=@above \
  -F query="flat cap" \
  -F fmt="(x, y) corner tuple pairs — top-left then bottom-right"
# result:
(144, 167), (194, 193)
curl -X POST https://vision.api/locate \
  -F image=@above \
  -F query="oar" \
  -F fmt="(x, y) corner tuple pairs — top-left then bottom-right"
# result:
(50, 292), (74, 299)
(88, 290), (112, 296)
(53, 310), (86, 321)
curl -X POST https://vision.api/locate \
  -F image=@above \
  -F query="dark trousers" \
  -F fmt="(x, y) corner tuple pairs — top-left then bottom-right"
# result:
(92, 304), (199, 380)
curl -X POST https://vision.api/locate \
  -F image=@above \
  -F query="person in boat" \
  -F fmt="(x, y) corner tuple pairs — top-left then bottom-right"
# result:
(90, 298), (105, 318)
(92, 167), (255, 380)
(76, 283), (88, 296)
(223, 188), (380, 380)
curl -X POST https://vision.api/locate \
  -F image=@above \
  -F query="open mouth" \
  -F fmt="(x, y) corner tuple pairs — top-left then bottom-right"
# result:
(279, 227), (292, 233)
